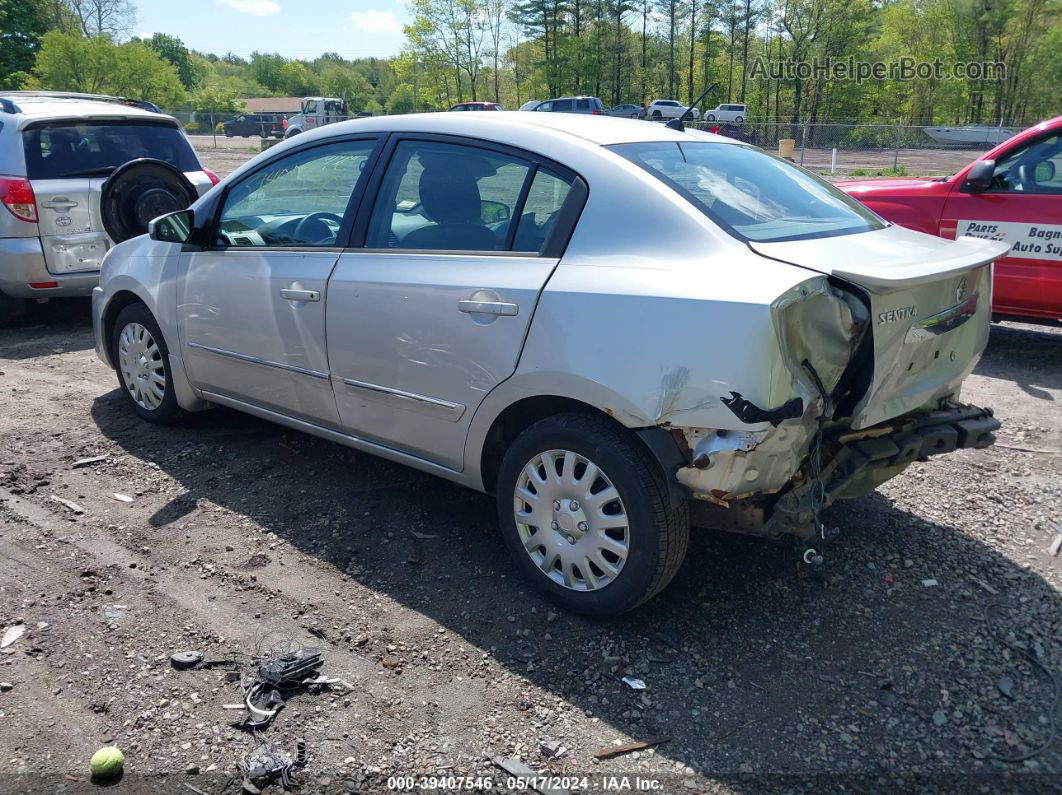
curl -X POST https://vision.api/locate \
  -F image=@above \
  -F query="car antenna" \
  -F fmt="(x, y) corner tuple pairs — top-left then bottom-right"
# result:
(666, 82), (718, 133)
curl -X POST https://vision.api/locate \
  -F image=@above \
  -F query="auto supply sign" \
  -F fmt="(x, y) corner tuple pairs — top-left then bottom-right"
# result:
(958, 220), (1062, 261)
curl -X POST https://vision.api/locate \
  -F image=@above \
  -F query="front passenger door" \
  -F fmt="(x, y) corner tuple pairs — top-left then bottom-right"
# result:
(178, 137), (379, 424)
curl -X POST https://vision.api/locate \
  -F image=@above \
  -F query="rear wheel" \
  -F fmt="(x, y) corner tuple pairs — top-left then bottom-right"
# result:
(0, 290), (29, 327)
(706, 114), (716, 121)
(496, 412), (689, 617)
(651, 110), (662, 119)
(110, 303), (183, 425)
(735, 115), (744, 123)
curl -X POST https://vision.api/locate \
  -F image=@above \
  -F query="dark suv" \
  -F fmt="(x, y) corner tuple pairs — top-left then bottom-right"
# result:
(533, 96), (605, 115)
(222, 113), (284, 138)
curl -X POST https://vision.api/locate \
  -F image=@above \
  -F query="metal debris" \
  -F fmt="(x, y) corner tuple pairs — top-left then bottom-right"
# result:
(539, 739), (567, 758)
(240, 738), (306, 792)
(238, 643), (324, 729)
(170, 650), (237, 671)
(49, 494), (85, 514)
(111, 493), (134, 503)
(72, 455), (109, 468)
(593, 735), (672, 760)
(1049, 531), (1062, 558)
(621, 676), (647, 690)
(922, 578), (939, 587)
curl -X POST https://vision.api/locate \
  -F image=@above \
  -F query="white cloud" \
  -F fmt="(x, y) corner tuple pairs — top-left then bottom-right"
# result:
(218, 0), (281, 16)
(349, 9), (401, 33)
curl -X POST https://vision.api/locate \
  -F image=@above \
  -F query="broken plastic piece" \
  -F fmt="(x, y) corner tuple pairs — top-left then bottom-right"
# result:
(720, 391), (804, 427)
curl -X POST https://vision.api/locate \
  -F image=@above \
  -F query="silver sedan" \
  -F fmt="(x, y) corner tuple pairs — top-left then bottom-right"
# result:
(92, 112), (1006, 616)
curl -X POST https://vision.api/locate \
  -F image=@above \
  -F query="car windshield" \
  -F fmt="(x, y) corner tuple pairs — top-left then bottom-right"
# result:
(23, 121), (199, 180)
(610, 141), (884, 242)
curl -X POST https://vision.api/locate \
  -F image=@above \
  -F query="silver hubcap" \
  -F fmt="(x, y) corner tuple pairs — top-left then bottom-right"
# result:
(513, 449), (630, 592)
(117, 322), (166, 411)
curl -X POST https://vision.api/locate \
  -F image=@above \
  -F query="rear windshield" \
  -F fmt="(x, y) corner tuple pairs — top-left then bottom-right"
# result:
(610, 141), (884, 242)
(22, 121), (199, 180)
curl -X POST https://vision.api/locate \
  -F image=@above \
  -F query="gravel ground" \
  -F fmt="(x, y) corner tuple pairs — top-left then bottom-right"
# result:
(0, 301), (1059, 793)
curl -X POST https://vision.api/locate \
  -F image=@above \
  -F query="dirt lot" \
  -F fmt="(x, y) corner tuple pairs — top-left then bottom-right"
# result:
(1, 297), (1059, 793)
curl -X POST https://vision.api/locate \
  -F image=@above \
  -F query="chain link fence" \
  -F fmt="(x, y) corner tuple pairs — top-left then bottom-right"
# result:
(686, 120), (1023, 178)
(172, 108), (1029, 179)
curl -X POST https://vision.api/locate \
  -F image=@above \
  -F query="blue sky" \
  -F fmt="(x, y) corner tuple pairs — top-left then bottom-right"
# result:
(136, 0), (411, 59)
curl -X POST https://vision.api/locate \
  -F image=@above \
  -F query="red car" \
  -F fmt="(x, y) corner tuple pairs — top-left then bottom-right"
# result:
(839, 117), (1062, 324)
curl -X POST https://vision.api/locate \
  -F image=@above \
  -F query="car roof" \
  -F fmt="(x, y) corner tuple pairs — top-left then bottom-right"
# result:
(0, 92), (177, 127)
(281, 110), (743, 148)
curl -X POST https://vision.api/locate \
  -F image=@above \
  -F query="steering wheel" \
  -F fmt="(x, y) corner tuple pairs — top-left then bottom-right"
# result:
(293, 211), (344, 244)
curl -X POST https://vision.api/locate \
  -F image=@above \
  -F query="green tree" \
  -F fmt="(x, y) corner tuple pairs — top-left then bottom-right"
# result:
(33, 31), (186, 107)
(144, 32), (198, 90)
(319, 65), (375, 108)
(0, 0), (51, 89)
(386, 82), (417, 113)
(278, 60), (317, 95)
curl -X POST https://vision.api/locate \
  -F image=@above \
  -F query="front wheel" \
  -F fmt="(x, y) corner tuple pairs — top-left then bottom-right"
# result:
(651, 110), (662, 119)
(706, 114), (716, 122)
(110, 303), (184, 425)
(496, 412), (689, 617)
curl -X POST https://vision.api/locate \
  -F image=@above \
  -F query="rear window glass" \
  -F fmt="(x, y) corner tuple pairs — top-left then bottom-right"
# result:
(23, 122), (199, 180)
(610, 141), (884, 243)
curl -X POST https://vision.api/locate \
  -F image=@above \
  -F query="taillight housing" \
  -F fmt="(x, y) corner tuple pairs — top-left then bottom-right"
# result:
(203, 167), (221, 186)
(0, 176), (38, 223)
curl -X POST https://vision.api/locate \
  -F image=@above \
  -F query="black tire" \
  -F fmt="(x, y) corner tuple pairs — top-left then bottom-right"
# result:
(652, 110), (662, 119)
(225, 131), (233, 137)
(706, 114), (716, 122)
(496, 412), (689, 617)
(109, 302), (184, 425)
(0, 290), (29, 327)
(735, 115), (744, 123)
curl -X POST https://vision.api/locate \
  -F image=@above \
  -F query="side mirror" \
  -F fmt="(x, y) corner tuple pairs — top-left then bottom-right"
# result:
(149, 209), (195, 244)
(480, 199), (511, 224)
(963, 160), (995, 193)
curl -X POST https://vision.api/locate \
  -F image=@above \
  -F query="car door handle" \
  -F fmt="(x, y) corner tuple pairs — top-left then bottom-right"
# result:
(458, 298), (518, 316)
(280, 288), (320, 302)
(41, 198), (78, 211)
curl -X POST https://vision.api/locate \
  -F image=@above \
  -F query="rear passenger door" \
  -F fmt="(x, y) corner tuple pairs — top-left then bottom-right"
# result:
(326, 136), (584, 470)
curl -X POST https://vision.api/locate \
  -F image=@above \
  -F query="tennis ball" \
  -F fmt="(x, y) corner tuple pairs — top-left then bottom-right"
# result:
(90, 746), (124, 779)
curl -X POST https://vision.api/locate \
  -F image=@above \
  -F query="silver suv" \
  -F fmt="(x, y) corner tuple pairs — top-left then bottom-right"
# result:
(0, 92), (216, 324)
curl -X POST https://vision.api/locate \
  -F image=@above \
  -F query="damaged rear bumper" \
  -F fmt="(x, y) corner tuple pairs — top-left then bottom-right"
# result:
(676, 402), (999, 537)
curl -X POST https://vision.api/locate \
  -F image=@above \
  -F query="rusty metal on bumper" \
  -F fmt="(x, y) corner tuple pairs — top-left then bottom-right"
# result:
(686, 402), (1000, 537)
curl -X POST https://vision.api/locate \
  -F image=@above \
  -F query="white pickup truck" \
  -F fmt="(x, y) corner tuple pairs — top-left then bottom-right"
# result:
(282, 97), (350, 138)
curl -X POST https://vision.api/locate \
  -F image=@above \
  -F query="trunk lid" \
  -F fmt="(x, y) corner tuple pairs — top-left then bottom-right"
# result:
(753, 226), (1010, 428)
